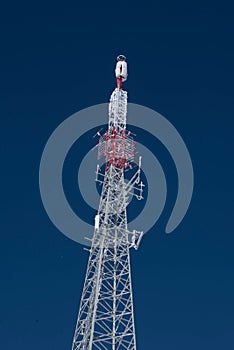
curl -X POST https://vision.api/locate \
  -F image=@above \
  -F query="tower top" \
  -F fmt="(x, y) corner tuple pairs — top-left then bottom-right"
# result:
(115, 54), (128, 89)
(117, 54), (126, 61)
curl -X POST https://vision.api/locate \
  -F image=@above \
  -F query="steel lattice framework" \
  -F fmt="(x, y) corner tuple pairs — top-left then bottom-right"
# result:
(71, 57), (144, 350)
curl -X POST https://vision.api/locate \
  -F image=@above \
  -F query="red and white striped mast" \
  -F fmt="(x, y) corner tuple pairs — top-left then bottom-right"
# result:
(71, 55), (144, 350)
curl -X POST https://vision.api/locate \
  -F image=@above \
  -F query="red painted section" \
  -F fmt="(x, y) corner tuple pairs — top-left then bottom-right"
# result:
(117, 77), (122, 89)
(101, 128), (135, 170)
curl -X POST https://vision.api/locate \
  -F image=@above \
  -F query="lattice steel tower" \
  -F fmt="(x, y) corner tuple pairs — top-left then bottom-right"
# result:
(71, 55), (144, 350)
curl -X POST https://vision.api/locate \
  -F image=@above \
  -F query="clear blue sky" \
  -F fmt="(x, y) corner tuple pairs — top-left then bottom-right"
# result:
(1, 1), (234, 349)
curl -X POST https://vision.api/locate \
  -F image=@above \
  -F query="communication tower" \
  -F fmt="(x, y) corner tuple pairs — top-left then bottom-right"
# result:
(71, 55), (144, 350)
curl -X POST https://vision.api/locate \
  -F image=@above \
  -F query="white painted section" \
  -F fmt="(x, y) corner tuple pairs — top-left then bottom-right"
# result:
(115, 61), (128, 81)
(95, 214), (100, 230)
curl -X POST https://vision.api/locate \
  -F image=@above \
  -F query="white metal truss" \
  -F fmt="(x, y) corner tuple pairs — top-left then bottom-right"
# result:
(71, 79), (144, 350)
(108, 88), (127, 132)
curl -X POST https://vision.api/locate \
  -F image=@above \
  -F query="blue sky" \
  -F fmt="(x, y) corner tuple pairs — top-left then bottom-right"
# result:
(1, 1), (234, 349)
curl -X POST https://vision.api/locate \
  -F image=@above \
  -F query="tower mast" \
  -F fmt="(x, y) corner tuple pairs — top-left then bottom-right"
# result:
(71, 55), (144, 350)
